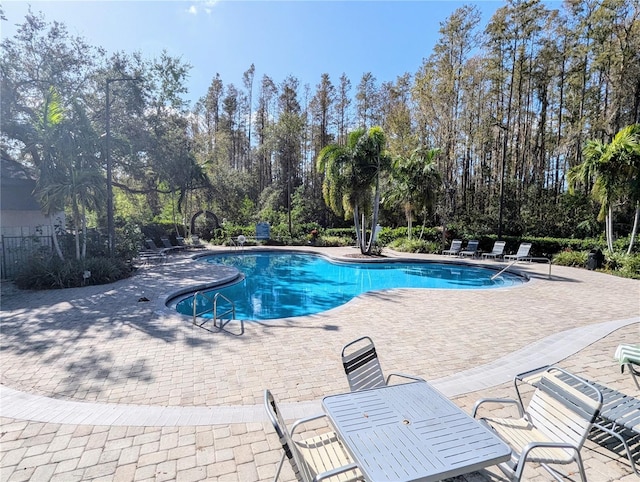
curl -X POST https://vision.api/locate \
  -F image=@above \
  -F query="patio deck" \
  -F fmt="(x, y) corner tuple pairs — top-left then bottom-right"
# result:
(1, 246), (638, 481)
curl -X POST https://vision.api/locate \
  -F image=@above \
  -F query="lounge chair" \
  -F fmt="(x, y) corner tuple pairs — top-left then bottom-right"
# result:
(160, 236), (184, 251)
(264, 389), (361, 482)
(459, 239), (479, 258)
(175, 236), (204, 250)
(142, 238), (171, 255)
(482, 240), (506, 260)
(341, 336), (424, 392)
(442, 239), (463, 256)
(504, 242), (532, 262)
(473, 366), (602, 482)
(136, 240), (167, 264)
(145, 238), (164, 251)
(191, 235), (206, 247)
(515, 364), (640, 476)
(615, 343), (640, 387)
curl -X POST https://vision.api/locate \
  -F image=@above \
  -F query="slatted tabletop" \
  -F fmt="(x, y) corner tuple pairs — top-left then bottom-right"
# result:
(322, 381), (511, 482)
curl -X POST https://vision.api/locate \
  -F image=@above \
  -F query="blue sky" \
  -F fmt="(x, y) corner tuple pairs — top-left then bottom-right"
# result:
(3, 1), (519, 106)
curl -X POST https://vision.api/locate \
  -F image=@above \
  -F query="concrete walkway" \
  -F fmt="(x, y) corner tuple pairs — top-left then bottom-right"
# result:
(1, 246), (639, 481)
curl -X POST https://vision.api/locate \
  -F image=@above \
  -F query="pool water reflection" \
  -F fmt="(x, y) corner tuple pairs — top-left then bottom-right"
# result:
(174, 252), (525, 321)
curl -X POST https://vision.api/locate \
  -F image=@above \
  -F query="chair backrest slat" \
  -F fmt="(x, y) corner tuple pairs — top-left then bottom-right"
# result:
(516, 242), (532, 257)
(342, 337), (386, 391)
(492, 241), (506, 254)
(526, 369), (602, 449)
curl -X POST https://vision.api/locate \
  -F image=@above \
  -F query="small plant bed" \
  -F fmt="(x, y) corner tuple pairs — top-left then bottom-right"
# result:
(14, 256), (133, 290)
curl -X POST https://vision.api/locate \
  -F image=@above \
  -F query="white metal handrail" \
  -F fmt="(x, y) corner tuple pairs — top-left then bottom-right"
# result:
(212, 292), (235, 329)
(491, 260), (519, 280)
(192, 291), (241, 333)
(491, 257), (552, 280)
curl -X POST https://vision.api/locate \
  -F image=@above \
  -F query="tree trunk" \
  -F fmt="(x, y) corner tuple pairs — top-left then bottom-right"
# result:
(73, 204), (81, 261)
(50, 217), (64, 261)
(361, 211), (367, 254)
(353, 204), (362, 251)
(81, 204), (87, 259)
(628, 202), (639, 255)
(366, 156), (382, 254)
(606, 207), (614, 252)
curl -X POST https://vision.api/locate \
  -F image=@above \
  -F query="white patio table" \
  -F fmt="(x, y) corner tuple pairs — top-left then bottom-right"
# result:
(322, 381), (511, 482)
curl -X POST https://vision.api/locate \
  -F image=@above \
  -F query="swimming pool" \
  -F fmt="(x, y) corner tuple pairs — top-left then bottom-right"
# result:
(173, 251), (525, 321)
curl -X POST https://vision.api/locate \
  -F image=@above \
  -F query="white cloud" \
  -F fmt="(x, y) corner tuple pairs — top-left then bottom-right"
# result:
(186, 0), (218, 16)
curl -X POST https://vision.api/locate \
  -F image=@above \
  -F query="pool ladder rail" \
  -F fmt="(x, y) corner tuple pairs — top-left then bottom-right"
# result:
(490, 257), (552, 281)
(192, 291), (244, 335)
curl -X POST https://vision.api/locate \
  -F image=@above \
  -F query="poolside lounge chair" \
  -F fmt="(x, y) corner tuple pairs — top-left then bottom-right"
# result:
(482, 240), (506, 260)
(173, 236), (202, 250)
(442, 239), (463, 256)
(615, 343), (640, 389)
(515, 364), (640, 476)
(142, 238), (171, 255)
(136, 240), (168, 264)
(473, 366), (602, 482)
(160, 236), (184, 251)
(189, 235), (207, 249)
(504, 242), (532, 262)
(145, 238), (164, 251)
(459, 239), (479, 258)
(341, 336), (425, 392)
(264, 389), (362, 482)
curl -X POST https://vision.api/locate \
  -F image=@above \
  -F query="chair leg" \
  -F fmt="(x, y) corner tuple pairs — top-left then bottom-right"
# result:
(273, 451), (286, 482)
(540, 458), (586, 482)
(574, 452), (588, 482)
(593, 422), (639, 476)
(628, 363), (640, 390)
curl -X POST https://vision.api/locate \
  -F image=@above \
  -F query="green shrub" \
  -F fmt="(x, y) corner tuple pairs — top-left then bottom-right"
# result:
(552, 250), (589, 267)
(604, 252), (640, 279)
(387, 238), (440, 254)
(14, 256), (132, 290)
(316, 235), (353, 247)
(618, 254), (640, 279)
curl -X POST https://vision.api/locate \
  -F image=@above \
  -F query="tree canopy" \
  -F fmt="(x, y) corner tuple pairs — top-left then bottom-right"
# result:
(1, 1), (639, 251)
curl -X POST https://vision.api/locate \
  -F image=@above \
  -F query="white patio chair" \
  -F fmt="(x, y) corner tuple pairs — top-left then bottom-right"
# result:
(341, 336), (424, 392)
(504, 242), (532, 262)
(459, 239), (480, 257)
(472, 366), (603, 481)
(442, 239), (463, 256)
(264, 389), (362, 482)
(482, 240), (506, 260)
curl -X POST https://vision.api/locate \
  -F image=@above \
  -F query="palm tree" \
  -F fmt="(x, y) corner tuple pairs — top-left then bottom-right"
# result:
(317, 126), (391, 254)
(605, 124), (640, 254)
(31, 87), (67, 260)
(569, 124), (640, 252)
(387, 147), (441, 240)
(34, 91), (106, 260)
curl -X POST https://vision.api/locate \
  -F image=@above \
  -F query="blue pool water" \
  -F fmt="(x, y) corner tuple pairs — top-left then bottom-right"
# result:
(174, 252), (525, 321)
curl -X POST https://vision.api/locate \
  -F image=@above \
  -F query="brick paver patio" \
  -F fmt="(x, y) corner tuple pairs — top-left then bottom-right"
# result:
(1, 246), (638, 481)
